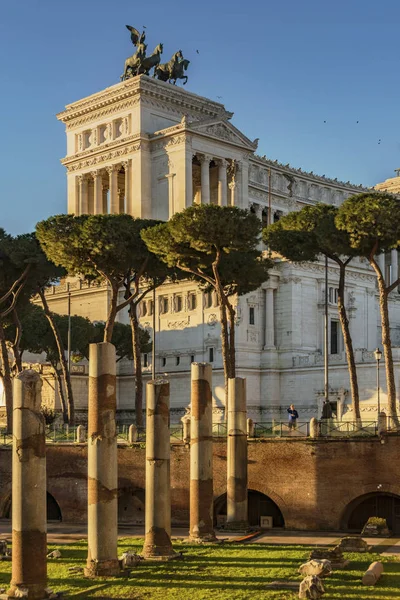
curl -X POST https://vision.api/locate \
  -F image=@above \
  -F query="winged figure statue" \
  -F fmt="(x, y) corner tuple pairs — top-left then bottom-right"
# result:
(121, 25), (148, 80)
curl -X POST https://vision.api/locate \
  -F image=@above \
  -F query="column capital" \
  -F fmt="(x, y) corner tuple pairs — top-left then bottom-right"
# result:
(121, 160), (130, 170)
(215, 158), (228, 168)
(198, 153), (212, 164)
(77, 173), (90, 183)
(105, 164), (119, 175)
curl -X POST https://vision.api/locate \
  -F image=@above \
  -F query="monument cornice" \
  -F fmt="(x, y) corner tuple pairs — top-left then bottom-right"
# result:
(61, 136), (147, 172)
(57, 75), (228, 130)
(61, 133), (146, 165)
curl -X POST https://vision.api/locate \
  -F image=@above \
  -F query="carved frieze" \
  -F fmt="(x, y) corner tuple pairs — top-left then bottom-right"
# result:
(64, 143), (142, 172)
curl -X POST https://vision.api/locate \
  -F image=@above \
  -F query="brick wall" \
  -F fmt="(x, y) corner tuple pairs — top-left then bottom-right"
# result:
(0, 436), (398, 531)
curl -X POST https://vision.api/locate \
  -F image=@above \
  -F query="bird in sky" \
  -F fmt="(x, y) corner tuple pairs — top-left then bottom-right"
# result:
(196, 49), (200, 54)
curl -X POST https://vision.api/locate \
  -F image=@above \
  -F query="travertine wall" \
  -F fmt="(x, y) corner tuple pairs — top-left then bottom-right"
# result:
(0, 436), (398, 531)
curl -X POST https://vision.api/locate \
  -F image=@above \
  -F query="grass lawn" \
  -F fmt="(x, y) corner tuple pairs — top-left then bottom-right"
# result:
(0, 538), (399, 599)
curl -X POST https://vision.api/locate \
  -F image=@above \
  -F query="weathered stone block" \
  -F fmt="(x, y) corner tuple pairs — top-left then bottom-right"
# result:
(338, 536), (369, 552)
(362, 561), (384, 586)
(299, 575), (325, 599)
(298, 559), (331, 578)
(309, 546), (348, 569)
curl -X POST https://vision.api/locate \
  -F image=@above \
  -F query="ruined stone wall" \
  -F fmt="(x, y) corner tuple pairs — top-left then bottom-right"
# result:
(0, 436), (398, 531)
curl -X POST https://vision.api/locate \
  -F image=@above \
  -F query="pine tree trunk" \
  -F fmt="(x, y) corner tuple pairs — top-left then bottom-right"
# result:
(227, 301), (236, 379)
(218, 301), (230, 405)
(104, 282), (118, 343)
(54, 366), (68, 424)
(371, 261), (398, 419)
(0, 321), (13, 432)
(337, 264), (360, 421)
(39, 289), (75, 425)
(11, 309), (23, 373)
(129, 301), (143, 427)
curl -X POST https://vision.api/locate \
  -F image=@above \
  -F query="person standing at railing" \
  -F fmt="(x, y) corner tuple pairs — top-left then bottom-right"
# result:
(287, 404), (299, 430)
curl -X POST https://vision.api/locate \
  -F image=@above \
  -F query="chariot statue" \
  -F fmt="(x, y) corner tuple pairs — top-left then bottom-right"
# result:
(120, 25), (190, 84)
(121, 25), (163, 80)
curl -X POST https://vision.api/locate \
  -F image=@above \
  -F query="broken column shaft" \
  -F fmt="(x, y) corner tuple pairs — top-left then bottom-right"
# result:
(142, 380), (176, 559)
(189, 363), (216, 542)
(8, 370), (47, 600)
(226, 377), (249, 530)
(84, 342), (119, 577)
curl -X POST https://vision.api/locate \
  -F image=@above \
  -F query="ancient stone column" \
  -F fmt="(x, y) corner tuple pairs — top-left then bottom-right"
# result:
(181, 415), (191, 444)
(8, 370), (48, 599)
(76, 424), (86, 443)
(247, 418), (254, 438)
(226, 377), (249, 530)
(310, 417), (320, 438)
(189, 363), (216, 543)
(264, 287), (275, 349)
(84, 343), (120, 577)
(128, 424), (138, 444)
(142, 380), (176, 559)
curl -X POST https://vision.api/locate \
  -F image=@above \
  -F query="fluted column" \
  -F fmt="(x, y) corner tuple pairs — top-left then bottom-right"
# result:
(91, 170), (103, 215)
(391, 249), (398, 285)
(107, 165), (119, 214)
(217, 159), (228, 206)
(200, 154), (211, 204)
(78, 174), (89, 214)
(122, 160), (131, 215)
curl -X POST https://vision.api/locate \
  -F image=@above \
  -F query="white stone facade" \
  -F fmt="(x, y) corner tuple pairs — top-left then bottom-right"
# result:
(38, 75), (400, 422)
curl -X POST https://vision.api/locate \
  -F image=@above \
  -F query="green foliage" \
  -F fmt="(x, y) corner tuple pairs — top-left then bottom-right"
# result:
(335, 192), (400, 256)
(142, 204), (270, 296)
(82, 320), (152, 362)
(264, 203), (356, 262)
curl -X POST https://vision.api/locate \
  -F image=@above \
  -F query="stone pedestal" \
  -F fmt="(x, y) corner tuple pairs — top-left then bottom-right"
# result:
(226, 377), (249, 531)
(128, 424), (138, 444)
(142, 380), (176, 560)
(6, 371), (48, 600)
(84, 343), (120, 578)
(189, 363), (216, 543)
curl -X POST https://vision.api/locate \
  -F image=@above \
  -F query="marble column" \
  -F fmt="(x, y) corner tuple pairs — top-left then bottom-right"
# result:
(217, 159), (228, 206)
(229, 180), (237, 206)
(142, 380), (176, 559)
(226, 377), (248, 531)
(122, 160), (131, 215)
(8, 371), (48, 599)
(84, 342), (119, 578)
(391, 249), (398, 284)
(78, 174), (89, 214)
(200, 155), (211, 204)
(189, 363), (216, 543)
(264, 287), (275, 349)
(91, 170), (103, 215)
(107, 165), (119, 214)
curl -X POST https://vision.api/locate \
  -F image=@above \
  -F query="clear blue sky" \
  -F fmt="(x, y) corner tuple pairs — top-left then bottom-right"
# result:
(1, 0), (400, 235)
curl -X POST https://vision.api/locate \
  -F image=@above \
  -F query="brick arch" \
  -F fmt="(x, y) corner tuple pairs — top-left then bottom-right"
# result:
(338, 484), (400, 529)
(213, 487), (287, 528)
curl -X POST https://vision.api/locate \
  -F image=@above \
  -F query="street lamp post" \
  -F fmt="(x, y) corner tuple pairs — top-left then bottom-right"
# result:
(374, 347), (382, 415)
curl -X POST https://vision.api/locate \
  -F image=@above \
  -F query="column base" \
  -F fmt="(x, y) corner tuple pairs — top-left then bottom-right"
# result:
(188, 532), (219, 544)
(141, 546), (180, 561)
(224, 521), (250, 533)
(84, 558), (120, 578)
(142, 528), (179, 561)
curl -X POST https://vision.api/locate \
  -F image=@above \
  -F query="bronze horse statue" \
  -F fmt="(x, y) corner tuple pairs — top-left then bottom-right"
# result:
(170, 58), (190, 85)
(138, 43), (163, 75)
(154, 50), (189, 85)
(121, 43), (163, 80)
